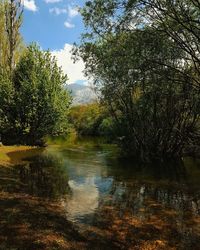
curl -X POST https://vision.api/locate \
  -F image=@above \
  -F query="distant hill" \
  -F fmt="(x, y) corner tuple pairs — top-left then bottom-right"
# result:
(67, 83), (97, 105)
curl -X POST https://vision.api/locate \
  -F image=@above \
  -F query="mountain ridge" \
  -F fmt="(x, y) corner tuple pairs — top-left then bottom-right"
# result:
(67, 83), (97, 105)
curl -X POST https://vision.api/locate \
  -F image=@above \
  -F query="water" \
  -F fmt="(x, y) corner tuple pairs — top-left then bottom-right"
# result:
(1, 138), (200, 249)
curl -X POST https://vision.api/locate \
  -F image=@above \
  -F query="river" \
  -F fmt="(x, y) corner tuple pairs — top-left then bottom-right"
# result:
(0, 137), (200, 249)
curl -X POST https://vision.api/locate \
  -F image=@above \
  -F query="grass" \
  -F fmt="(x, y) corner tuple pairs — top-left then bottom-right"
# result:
(0, 145), (43, 167)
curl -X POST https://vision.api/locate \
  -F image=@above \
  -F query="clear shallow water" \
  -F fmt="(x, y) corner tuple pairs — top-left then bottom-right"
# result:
(2, 138), (200, 249)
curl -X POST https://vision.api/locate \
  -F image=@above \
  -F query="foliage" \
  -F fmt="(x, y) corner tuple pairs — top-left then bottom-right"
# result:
(0, 3), (71, 146)
(69, 103), (115, 137)
(80, 0), (200, 88)
(1, 44), (71, 145)
(0, 1), (9, 73)
(0, 72), (14, 138)
(75, 0), (200, 161)
(0, 0), (23, 140)
(0, 0), (24, 74)
(138, 0), (200, 88)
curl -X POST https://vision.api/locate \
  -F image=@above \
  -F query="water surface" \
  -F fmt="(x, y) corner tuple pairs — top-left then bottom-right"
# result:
(1, 138), (200, 249)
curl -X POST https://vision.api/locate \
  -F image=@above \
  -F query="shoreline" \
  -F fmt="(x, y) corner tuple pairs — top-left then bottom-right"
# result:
(0, 145), (42, 167)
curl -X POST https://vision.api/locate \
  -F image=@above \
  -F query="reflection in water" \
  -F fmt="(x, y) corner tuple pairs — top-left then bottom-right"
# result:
(17, 154), (71, 199)
(65, 178), (99, 221)
(1, 139), (200, 249)
(100, 180), (200, 249)
(50, 144), (200, 249)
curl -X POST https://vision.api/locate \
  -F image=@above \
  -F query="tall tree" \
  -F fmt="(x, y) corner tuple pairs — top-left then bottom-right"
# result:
(75, 0), (200, 161)
(5, 0), (23, 73)
(0, 1), (8, 72)
(0, 0), (23, 142)
(80, 0), (200, 87)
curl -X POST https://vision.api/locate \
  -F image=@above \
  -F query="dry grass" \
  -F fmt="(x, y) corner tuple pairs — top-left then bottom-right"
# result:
(0, 145), (43, 167)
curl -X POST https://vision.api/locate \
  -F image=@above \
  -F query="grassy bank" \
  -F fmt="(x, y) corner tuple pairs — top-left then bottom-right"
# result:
(0, 145), (42, 167)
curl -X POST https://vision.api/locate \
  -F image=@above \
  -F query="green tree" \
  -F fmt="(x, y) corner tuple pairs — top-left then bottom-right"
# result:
(5, 0), (23, 73)
(69, 103), (108, 136)
(2, 44), (72, 145)
(0, 1), (9, 73)
(0, 0), (24, 143)
(75, 1), (200, 161)
(0, 72), (14, 139)
(69, 102), (115, 137)
(80, 0), (200, 88)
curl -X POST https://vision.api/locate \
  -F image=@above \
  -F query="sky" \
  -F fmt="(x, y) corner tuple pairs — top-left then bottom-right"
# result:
(21, 0), (87, 85)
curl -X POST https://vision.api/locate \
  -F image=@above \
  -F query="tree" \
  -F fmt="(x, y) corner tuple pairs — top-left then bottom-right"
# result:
(75, 1), (200, 161)
(5, 0), (23, 73)
(69, 103), (114, 136)
(0, 0), (24, 144)
(80, 0), (200, 88)
(2, 44), (72, 145)
(127, 0), (200, 88)
(0, 1), (9, 73)
(0, 72), (14, 139)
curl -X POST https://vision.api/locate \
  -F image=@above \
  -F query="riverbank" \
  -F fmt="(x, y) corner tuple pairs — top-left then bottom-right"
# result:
(0, 145), (42, 167)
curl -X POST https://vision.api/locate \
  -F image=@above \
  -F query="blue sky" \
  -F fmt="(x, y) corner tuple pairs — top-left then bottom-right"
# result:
(21, 0), (87, 84)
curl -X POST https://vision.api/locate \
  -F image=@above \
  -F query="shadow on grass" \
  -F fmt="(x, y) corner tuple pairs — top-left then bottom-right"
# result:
(0, 192), (87, 250)
(0, 192), (121, 250)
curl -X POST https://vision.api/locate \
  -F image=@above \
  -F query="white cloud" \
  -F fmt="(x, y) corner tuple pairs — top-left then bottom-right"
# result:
(49, 7), (67, 15)
(23, 0), (38, 12)
(51, 44), (86, 84)
(44, 0), (62, 3)
(62, 6), (79, 29)
(64, 21), (75, 28)
(68, 6), (79, 18)
(49, 5), (79, 17)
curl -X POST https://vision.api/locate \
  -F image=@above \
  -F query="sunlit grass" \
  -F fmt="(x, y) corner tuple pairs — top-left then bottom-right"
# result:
(0, 145), (42, 167)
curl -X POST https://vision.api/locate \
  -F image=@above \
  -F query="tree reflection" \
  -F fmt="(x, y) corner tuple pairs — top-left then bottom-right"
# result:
(91, 170), (200, 249)
(17, 154), (71, 199)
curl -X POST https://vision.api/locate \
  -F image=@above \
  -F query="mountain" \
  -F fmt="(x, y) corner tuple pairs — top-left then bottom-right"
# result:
(67, 83), (97, 105)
